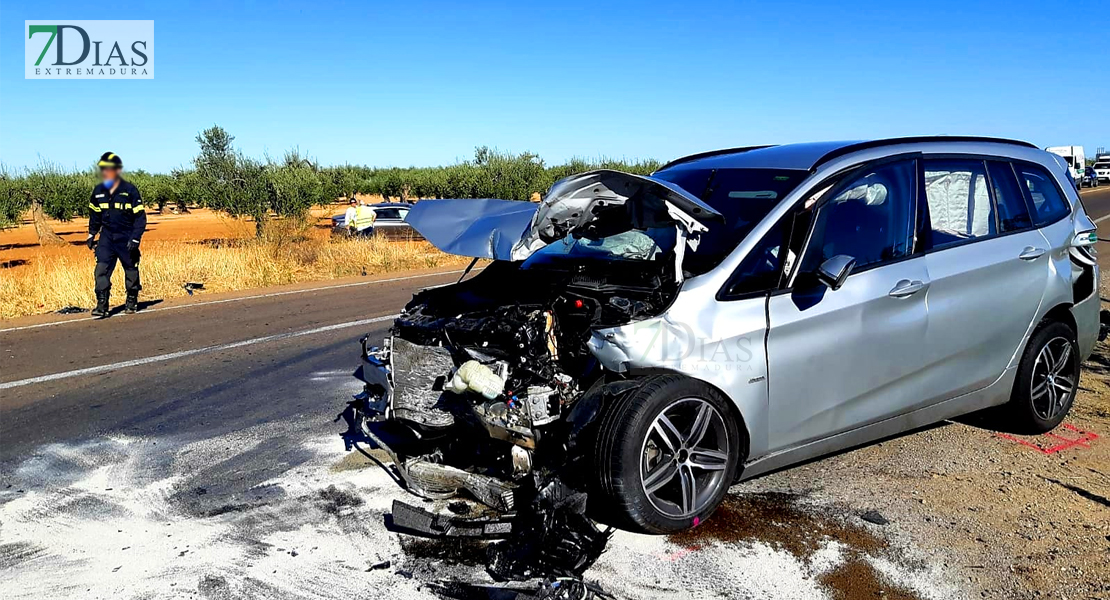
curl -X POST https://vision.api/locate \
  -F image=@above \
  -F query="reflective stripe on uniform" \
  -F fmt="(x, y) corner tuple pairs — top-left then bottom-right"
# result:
(132, 204), (145, 213)
(89, 203), (102, 212)
(99, 203), (109, 208)
(352, 206), (376, 229)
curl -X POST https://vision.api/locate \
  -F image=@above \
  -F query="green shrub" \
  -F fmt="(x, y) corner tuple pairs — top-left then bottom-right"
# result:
(1, 126), (665, 238)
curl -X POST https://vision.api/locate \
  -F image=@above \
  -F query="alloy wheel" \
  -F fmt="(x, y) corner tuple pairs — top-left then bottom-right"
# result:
(1030, 336), (1077, 421)
(640, 398), (730, 519)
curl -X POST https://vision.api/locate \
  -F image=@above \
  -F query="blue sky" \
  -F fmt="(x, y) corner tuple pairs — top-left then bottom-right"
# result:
(2, 1), (1106, 172)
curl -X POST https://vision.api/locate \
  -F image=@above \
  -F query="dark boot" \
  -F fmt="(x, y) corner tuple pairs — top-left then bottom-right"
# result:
(125, 292), (139, 314)
(92, 292), (110, 318)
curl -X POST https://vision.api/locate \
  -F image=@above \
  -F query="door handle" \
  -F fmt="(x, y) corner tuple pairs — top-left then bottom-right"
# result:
(889, 279), (928, 298)
(1019, 246), (1046, 261)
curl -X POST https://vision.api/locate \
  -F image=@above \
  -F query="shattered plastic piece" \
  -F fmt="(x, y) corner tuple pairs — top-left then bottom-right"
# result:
(390, 499), (514, 538)
(860, 510), (890, 526)
(486, 475), (613, 581)
(368, 559), (391, 571)
(403, 459), (518, 510)
(510, 445), (533, 479)
(429, 578), (611, 600)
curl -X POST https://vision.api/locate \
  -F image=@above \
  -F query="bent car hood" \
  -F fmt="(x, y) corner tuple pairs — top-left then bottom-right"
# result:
(405, 170), (723, 261)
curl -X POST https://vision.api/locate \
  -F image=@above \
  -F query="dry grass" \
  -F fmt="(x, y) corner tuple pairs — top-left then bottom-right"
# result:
(0, 222), (469, 319)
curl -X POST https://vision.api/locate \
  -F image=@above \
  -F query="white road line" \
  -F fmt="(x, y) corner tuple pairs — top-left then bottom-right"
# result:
(1094, 213), (1110, 224)
(0, 270), (462, 334)
(0, 314), (396, 391)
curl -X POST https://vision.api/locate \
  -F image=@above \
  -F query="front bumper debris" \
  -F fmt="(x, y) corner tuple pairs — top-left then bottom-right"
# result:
(342, 324), (613, 581)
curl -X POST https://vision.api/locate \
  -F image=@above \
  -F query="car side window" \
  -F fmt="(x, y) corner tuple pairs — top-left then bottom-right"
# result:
(721, 202), (815, 298)
(921, 159), (994, 249)
(1016, 164), (1070, 226)
(721, 218), (787, 298)
(376, 208), (402, 220)
(804, 160), (915, 272)
(987, 161), (1032, 232)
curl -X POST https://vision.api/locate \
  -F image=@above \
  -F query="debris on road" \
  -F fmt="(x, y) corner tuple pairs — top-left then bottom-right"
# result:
(55, 305), (87, 314)
(368, 559), (391, 571)
(860, 510), (890, 526)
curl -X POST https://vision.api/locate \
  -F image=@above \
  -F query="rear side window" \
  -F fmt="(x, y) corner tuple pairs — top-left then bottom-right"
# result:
(987, 161), (1032, 232)
(1016, 164), (1070, 226)
(922, 159), (993, 248)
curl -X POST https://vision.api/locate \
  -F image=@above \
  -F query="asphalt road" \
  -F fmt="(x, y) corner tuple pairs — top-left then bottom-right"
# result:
(0, 268), (464, 462)
(2, 186), (1110, 600)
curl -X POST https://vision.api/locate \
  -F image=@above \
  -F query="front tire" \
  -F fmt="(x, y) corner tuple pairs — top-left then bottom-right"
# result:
(592, 375), (741, 533)
(1005, 321), (1080, 434)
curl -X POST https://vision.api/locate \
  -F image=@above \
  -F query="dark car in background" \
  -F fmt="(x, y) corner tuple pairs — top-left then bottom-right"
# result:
(1080, 166), (1100, 189)
(331, 202), (421, 239)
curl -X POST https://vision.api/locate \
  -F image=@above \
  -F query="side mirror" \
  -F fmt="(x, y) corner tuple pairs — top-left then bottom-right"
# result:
(816, 255), (856, 291)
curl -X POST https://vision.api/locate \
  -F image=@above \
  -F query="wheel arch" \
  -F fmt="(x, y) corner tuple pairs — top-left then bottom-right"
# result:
(1041, 302), (1077, 334)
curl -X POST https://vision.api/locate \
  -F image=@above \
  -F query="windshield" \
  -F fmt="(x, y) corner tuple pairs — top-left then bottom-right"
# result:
(523, 226), (677, 267)
(653, 167), (808, 275)
(1096, 163), (1110, 170)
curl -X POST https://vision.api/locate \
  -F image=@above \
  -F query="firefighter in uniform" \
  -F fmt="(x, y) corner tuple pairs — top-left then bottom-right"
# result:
(86, 152), (147, 317)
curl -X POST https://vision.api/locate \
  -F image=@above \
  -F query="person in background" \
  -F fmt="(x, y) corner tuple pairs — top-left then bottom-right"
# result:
(343, 197), (358, 234)
(348, 199), (377, 237)
(86, 152), (146, 317)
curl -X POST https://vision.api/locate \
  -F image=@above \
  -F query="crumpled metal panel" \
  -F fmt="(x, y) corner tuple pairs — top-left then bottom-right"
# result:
(403, 459), (518, 511)
(403, 198), (539, 260)
(514, 170), (723, 260)
(403, 169), (723, 261)
(390, 337), (456, 428)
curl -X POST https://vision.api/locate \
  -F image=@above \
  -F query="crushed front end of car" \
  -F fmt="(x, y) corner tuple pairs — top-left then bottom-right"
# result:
(337, 170), (723, 579)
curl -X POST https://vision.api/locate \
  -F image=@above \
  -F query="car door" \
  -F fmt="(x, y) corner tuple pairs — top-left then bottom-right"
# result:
(914, 158), (1049, 401)
(765, 158), (932, 452)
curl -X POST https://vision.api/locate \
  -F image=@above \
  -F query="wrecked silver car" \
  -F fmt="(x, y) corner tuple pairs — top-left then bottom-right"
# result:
(340, 138), (1099, 578)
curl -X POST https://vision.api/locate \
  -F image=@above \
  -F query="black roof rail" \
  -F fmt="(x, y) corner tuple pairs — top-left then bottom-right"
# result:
(813, 136), (1037, 169)
(655, 145), (776, 172)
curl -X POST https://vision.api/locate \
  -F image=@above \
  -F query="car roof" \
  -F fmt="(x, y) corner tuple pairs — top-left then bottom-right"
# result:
(373, 202), (411, 209)
(656, 136), (1038, 173)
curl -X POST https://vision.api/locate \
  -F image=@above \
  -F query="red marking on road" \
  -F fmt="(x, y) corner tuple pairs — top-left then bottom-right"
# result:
(996, 424), (1099, 454)
(663, 546), (698, 561)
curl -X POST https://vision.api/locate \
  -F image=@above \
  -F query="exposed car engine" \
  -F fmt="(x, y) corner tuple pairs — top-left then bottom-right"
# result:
(338, 260), (679, 578)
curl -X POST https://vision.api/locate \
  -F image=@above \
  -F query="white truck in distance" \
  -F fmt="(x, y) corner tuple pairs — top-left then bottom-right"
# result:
(1046, 146), (1085, 184)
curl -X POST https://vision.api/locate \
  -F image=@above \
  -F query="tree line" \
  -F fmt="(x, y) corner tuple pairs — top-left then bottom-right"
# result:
(0, 125), (662, 242)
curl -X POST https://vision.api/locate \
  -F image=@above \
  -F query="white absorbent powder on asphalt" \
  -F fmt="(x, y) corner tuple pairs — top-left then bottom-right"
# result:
(0, 425), (960, 600)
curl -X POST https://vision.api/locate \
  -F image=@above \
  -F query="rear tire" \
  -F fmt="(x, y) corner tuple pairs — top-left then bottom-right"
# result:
(1004, 320), (1080, 434)
(592, 374), (741, 534)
